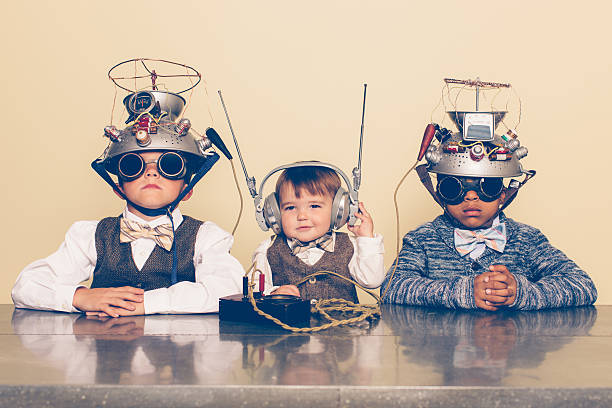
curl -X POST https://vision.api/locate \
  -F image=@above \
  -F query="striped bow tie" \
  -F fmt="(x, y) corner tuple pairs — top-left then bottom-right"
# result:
(289, 233), (334, 256)
(120, 218), (174, 251)
(454, 223), (507, 257)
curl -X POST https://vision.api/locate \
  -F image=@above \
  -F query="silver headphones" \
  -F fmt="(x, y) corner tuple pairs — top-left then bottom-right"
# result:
(254, 161), (359, 234)
(217, 84), (368, 235)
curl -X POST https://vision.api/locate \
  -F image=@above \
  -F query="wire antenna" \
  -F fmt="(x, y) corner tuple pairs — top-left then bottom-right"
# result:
(218, 90), (257, 197)
(353, 83), (367, 190)
(444, 78), (511, 112)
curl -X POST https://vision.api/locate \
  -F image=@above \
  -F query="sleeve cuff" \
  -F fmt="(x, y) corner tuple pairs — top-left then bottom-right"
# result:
(57, 284), (85, 313)
(456, 276), (477, 309)
(355, 233), (384, 254)
(509, 273), (528, 309)
(143, 289), (170, 315)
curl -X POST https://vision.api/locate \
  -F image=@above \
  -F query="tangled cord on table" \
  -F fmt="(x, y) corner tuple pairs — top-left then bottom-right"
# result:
(244, 264), (380, 333)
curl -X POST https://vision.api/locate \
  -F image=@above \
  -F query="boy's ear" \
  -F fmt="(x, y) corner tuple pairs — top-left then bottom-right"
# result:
(113, 184), (125, 200)
(181, 188), (194, 202)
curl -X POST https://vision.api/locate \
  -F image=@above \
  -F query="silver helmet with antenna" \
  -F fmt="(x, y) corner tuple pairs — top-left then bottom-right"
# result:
(423, 78), (529, 178)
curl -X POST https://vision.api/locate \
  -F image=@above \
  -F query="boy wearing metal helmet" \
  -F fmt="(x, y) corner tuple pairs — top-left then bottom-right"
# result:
(12, 90), (244, 317)
(382, 112), (597, 310)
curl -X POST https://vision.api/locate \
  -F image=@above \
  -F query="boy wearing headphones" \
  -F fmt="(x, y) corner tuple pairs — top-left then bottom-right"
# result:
(252, 166), (385, 303)
(12, 91), (243, 317)
(382, 115), (597, 310)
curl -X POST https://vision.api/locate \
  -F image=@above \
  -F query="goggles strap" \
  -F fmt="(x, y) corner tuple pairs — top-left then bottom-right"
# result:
(91, 159), (128, 200)
(173, 152), (219, 205)
(499, 169), (536, 211)
(416, 164), (443, 207)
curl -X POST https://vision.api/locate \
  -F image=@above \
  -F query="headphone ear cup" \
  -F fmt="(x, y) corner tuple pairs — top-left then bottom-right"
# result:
(263, 193), (283, 235)
(330, 187), (349, 230)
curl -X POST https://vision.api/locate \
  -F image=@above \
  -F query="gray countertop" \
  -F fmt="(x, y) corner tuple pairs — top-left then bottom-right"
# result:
(1, 304), (611, 407)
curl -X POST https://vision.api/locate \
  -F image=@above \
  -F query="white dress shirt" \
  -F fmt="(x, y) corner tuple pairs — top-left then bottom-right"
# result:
(252, 232), (385, 294)
(12, 208), (244, 314)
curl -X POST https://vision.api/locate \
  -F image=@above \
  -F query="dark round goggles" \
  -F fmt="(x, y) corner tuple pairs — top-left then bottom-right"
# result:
(117, 152), (187, 181)
(436, 176), (504, 205)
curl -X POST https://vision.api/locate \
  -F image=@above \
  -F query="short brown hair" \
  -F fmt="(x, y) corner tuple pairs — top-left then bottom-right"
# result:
(275, 166), (341, 200)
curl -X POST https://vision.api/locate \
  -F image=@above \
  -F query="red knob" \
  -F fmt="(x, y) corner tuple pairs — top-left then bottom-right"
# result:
(418, 123), (436, 161)
(259, 273), (265, 295)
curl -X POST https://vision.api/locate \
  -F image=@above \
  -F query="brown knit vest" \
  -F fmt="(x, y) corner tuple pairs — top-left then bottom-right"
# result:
(267, 232), (358, 303)
(91, 215), (203, 290)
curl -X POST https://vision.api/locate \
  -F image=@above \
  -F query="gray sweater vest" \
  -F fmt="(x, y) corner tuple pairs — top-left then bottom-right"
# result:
(267, 232), (358, 303)
(91, 216), (203, 290)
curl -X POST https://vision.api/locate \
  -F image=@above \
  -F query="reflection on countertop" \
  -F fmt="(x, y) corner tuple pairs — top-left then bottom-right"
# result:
(381, 305), (597, 386)
(4, 305), (606, 388)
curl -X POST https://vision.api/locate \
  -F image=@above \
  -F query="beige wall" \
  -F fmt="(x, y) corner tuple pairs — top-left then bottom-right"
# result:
(2, 1), (610, 304)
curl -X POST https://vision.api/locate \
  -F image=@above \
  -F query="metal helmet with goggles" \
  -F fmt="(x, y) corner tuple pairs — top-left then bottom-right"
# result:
(415, 78), (536, 210)
(92, 59), (228, 218)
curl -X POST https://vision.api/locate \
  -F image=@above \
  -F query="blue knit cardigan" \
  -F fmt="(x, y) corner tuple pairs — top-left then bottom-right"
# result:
(381, 213), (597, 310)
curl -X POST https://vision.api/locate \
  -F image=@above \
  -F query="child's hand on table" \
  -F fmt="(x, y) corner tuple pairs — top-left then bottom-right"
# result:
(73, 286), (144, 317)
(474, 265), (517, 311)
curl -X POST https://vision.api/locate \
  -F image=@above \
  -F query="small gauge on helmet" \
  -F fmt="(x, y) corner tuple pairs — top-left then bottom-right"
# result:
(463, 112), (494, 142)
(127, 91), (156, 115)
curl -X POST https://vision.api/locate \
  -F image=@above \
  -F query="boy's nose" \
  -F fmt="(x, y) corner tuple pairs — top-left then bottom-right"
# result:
(464, 190), (479, 201)
(144, 162), (160, 178)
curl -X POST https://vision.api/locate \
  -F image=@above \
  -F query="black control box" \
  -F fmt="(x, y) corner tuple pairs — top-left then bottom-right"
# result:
(219, 294), (311, 326)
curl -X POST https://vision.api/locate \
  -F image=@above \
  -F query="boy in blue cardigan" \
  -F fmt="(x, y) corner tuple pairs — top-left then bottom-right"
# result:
(382, 114), (597, 310)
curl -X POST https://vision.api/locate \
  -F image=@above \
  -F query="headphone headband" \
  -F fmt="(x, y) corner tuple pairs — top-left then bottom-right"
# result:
(257, 161), (358, 203)
(253, 161), (360, 232)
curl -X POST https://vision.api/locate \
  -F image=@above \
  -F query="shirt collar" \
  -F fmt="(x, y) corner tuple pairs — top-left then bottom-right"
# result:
(123, 207), (184, 229)
(286, 231), (337, 252)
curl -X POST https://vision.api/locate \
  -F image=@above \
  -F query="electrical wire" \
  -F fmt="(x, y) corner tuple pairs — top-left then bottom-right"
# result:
(110, 84), (118, 126)
(229, 159), (244, 236)
(243, 263), (380, 333)
(380, 159), (418, 302)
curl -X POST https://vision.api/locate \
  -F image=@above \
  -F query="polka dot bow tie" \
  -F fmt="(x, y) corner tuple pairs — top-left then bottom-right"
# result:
(120, 218), (174, 251)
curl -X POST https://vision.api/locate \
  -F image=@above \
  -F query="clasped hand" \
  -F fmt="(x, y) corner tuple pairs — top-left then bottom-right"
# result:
(473, 265), (517, 311)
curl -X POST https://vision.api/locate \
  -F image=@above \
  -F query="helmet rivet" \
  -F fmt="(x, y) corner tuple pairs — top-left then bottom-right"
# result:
(470, 144), (485, 161)
(514, 146), (528, 160)
(136, 129), (151, 146)
(504, 138), (520, 152)
(197, 137), (212, 154)
(175, 118), (191, 136)
(104, 126), (122, 142)
(425, 148), (442, 164)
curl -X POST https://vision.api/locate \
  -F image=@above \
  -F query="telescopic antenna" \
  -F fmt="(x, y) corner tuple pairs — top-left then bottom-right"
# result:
(352, 83), (367, 190)
(475, 76), (480, 111)
(218, 90), (257, 197)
